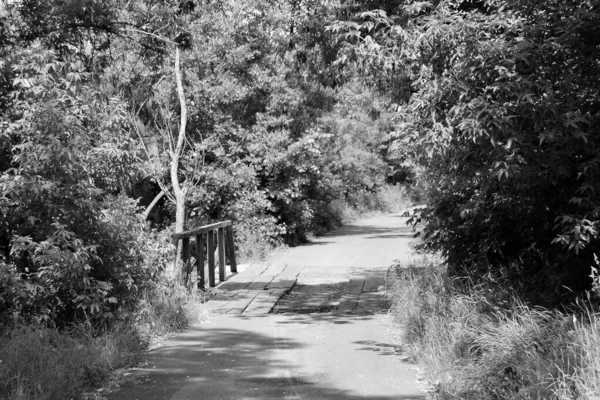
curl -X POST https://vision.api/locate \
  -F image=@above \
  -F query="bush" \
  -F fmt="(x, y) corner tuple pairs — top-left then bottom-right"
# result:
(134, 283), (208, 338)
(0, 281), (208, 400)
(336, 0), (600, 299)
(388, 259), (600, 400)
(0, 323), (144, 400)
(0, 195), (168, 329)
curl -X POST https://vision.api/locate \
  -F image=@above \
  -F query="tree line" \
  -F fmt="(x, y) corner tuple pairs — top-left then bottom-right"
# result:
(1, 0), (598, 329)
(0, 0), (409, 328)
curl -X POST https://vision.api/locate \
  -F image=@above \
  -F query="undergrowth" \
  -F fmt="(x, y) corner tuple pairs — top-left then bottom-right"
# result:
(0, 184), (410, 400)
(388, 259), (600, 400)
(0, 284), (207, 400)
(328, 185), (411, 225)
(234, 184), (412, 263)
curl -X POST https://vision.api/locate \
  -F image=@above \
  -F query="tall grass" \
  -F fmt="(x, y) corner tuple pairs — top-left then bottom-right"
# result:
(0, 323), (143, 400)
(570, 306), (600, 399)
(0, 284), (208, 400)
(388, 259), (600, 400)
(135, 283), (209, 338)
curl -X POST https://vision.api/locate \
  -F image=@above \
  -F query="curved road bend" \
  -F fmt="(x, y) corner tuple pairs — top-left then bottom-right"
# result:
(108, 213), (426, 400)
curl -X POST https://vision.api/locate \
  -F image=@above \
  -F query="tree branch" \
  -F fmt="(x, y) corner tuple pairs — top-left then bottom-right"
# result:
(143, 187), (170, 221)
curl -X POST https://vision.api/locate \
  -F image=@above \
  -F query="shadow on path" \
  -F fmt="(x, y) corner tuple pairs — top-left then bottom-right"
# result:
(365, 233), (415, 239)
(109, 319), (424, 400)
(319, 224), (411, 238)
(108, 215), (425, 400)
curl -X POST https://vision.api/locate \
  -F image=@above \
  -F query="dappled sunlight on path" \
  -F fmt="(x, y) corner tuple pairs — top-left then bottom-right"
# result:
(108, 214), (426, 400)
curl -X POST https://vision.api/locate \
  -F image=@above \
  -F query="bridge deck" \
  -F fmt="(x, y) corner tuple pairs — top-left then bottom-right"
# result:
(204, 214), (415, 315)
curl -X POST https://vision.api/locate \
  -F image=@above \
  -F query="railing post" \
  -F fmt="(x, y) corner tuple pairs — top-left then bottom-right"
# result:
(217, 227), (226, 282)
(226, 225), (237, 273)
(182, 237), (191, 286)
(207, 229), (216, 287)
(196, 234), (205, 289)
(172, 221), (237, 288)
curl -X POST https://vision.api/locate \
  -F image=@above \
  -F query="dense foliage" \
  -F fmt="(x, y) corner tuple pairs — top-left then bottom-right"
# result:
(0, 0), (405, 328)
(335, 0), (600, 303)
(3, 0), (595, 330)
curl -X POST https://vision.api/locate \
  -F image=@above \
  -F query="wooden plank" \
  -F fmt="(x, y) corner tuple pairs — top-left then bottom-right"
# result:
(216, 281), (249, 291)
(362, 274), (385, 292)
(243, 291), (278, 314)
(225, 225), (237, 273)
(181, 237), (191, 286)
(207, 230), (216, 287)
(265, 264), (302, 290)
(278, 264), (305, 279)
(196, 234), (205, 289)
(266, 279), (296, 290)
(257, 263), (287, 279)
(235, 263), (284, 291)
(245, 279), (274, 291)
(215, 264), (270, 291)
(172, 220), (232, 240)
(218, 227), (226, 282)
(221, 290), (260, 314)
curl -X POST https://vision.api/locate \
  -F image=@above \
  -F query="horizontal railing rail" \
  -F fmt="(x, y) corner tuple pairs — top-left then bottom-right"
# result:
(172, 220), (237, 289)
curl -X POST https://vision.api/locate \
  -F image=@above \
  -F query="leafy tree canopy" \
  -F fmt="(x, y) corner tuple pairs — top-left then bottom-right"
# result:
(333, 0), (600, 302)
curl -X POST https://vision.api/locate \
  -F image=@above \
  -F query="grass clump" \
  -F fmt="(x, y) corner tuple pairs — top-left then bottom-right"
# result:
(135, 283), (209, 338)
(0, 323), (143, 400)
(388, 259), (600, 400)
(0, 284), (208, 400)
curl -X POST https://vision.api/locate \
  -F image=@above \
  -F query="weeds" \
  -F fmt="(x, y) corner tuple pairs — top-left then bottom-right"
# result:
(388, 259), (600, 400)
(135, 282), (209, 338)
(0, 323), (142, 400)
(328, 185), (412, 225)
(0, 284), (207, 400)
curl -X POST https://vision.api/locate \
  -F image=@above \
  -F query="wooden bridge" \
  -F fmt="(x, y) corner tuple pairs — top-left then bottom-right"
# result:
(171, 215), (414, 315)
(172, 221), (237, 289)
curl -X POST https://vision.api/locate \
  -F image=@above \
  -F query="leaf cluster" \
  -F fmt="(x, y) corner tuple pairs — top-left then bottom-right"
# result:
(336, 0), (600, 302)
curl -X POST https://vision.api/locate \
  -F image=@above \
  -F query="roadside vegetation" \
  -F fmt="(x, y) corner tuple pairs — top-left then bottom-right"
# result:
(0, 1), (414, 398)
(2, 0), (599, 398)
(334, 0), (600, 398)
(389, 259), (600, 399)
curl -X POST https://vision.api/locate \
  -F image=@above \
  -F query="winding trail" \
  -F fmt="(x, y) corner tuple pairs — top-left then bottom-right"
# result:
(108, 214), (426, 400)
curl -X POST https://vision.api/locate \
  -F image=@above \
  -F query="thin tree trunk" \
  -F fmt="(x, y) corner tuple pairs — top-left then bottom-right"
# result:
(168, 46), (189, 281)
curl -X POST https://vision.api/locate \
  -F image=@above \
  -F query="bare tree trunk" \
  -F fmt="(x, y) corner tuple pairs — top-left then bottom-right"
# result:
(167, 46), (189, 281)
(143, 189), (167, 222)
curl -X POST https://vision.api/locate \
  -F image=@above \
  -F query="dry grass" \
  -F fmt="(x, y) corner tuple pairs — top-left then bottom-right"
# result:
(388, 259), (600, 400)
(0, 324), (143, 400)
(135, 283), (209, 337)
(0, 284), (208, 400)
(570, 309), (600, 399)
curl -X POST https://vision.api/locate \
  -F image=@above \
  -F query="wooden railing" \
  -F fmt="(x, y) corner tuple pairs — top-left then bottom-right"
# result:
(172, 221), (237, 288)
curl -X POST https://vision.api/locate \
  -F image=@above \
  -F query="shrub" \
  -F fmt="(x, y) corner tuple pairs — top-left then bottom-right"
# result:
(336, 0), (600, 299)
(134, 282), (208, 338)
(0, 323), (144, 400)
(388, 259), (600, 399)
(0, 280), (208, 400)
(0, 195), (167, 329)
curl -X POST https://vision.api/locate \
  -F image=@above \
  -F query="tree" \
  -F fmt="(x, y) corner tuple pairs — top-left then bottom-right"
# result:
(334, 0), (600, 302)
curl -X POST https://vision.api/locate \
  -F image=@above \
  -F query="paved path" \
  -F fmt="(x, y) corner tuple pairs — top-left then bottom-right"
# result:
(108, 214), (426, 400)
